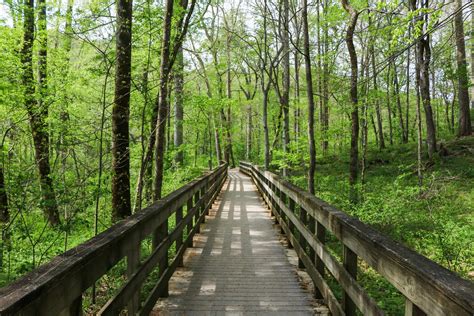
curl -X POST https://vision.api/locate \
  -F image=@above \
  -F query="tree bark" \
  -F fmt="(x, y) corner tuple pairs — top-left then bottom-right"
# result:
(112, 0), (133, 222)
(281, 0), (290, 176)
(153, 0), (174, 201)
(371, 42), (385, 149)
(454, 0), (472, 136)
(393, 62), (407, 143)
(303, 0), (316, 195)
(341, 0), (360, 203)
(22, 0), (61, 226)
(174, 47), (184, 165)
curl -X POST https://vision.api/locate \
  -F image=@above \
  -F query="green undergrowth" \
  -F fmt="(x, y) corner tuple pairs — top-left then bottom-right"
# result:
(0, 164), (205, 288)
(285, 136), (473, 315)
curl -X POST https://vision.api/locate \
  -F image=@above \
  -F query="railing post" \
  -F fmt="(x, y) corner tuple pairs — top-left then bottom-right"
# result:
(176, 205), (184, 267)
(127, 238), (140, 314)
(200, 184), (206, 221)
(405, 299), (427, 316)
(194, 189), (201, 234)
(343, 246), (357, 316)
(154, 216), (168, 298)
(286, 195), (294, 248)
(315, 221), (326, 298)
(187, 197), (193, 248)
(298, 206), (307, 269)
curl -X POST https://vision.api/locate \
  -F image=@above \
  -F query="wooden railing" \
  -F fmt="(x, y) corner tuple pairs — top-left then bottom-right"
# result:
(0, 164), (228, 316)
(240, 161), (473, 316)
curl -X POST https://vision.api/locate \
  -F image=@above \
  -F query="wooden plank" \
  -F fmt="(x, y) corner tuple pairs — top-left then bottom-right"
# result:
(271, 201), (344, 316)
(257, 176), (384, 315)
(245, 163), (474, 315)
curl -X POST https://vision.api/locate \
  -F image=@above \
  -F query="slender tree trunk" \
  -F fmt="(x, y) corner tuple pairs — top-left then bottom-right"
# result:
(322, 0), (330, 154)
(371, 45), (385, 149)
(303, 0), (316, 194)
(112, 0), (133, 222)
(246, 105), (252, 160)
(341, 0), (360, 203)
(294, 51), (300, 142)
(406, 29), (411, 142)
(263, 89), (270, 169)
(213, 116), (222, 163)
(281, 0), (290, 176)
(393, 62), (407, 143)
(414, 0), (436, 159)
(386, 65), (394, 145)
(23, 0), (61, 226)
(174, 47), (184, 165)
(153, 0), (174, 200)
(454, 0), (472, 136)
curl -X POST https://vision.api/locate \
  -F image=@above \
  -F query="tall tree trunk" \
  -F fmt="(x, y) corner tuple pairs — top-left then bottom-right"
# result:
(153, 0), (195, 199)
(414, 0), (436, 159)
(281, 0), (290, 176)
(371, 43), (385, 149)
(153, 0), (174, 201)
(406, 28), (411, 142)
(112, 0), (133, 222)
(246, 105), (252, 160)
(23, 0), (61, 226)
(322, 0), (330, 154)
(393, 62), (407, 143)
(303, 0), (316, 195)
(341, 0), (360, 204)
(174, 47), (184, 165)
(386, 65), (394, 145)
(213, 116), (222, 163)
(294, 51), (300, 142)
(263, 89), (270, 169)
(454, 0), (472, 136)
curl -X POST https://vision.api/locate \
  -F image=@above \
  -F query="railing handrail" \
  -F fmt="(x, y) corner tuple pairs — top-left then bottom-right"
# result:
(0, 164), (228, 315)
(239, 161), (474, 316)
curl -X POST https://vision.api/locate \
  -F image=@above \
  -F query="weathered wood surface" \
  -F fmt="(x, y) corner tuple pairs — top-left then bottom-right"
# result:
(153, 170), (325, 315)
(240, 161), (474, 316)
(0, 164), (227, 316)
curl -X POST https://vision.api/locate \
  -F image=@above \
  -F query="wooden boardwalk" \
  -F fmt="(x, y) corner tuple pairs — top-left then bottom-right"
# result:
(153, 169), (321, 315)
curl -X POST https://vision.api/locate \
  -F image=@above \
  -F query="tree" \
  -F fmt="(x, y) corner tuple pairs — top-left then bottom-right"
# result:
(341, 0), (360, 203)
(111, 0), (133, 222)
(154, 0), (196, 200)
(454, 0), (472, 136)
(174, 46), (185, 165)
(302, 0), (316, 195)
(411, 0), (437, 159)
(281, 0), (290, 176)
(22, 0), (61, 226)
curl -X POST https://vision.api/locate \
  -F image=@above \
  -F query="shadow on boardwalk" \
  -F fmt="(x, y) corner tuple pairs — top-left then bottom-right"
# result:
(152, 169), (328, 315)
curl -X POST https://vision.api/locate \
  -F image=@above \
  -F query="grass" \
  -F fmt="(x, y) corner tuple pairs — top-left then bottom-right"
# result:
(286, 136), (474, 315)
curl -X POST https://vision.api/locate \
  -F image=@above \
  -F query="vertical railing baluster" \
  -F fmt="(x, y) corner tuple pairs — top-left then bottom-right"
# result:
(187, 197), (193, 247)
(176, 205), (184, 267)
(194, 189), (200, 234)
(155, 214), (169, 298)
(298, 206), (307, 268)
(127, 238), (140, 313)
(315, 221), (326, 298)
(285, 195), (293, 248)
(343, 246), (357, 315)
(200, 184), (206, 222)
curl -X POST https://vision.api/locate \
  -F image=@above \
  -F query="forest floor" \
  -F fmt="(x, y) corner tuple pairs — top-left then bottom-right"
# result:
(287, 135), (473, 314)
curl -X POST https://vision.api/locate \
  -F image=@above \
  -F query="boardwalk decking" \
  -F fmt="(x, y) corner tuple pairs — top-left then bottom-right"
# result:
(153, 169), (320, 315)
